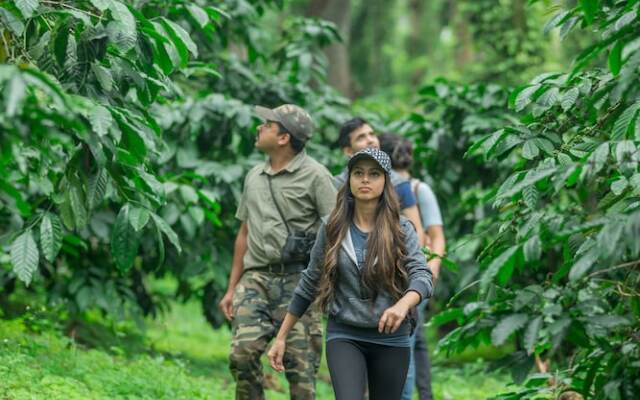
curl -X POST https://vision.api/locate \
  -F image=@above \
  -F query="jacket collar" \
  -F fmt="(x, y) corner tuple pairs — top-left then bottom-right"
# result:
(341, 228), (359, 267)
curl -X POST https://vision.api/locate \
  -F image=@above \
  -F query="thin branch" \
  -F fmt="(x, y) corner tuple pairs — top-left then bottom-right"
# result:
(1, 29), (10, 62)
(586, 259), (640, 279)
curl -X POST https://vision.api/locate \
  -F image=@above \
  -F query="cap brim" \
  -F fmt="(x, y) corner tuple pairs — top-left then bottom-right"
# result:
(348, 153), (377, 170)
(255, 106), (280, 123)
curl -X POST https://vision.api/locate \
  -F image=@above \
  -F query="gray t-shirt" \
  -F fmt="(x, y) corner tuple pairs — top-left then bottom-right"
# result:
(412, 179), (443, 228)
(350, 223), (367, 268)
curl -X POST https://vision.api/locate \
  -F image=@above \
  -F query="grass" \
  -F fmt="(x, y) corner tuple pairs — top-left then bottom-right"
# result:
(0, 299), (517, 399)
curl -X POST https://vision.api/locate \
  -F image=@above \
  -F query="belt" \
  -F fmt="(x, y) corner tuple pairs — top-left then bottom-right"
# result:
(262, 262), (305, 274)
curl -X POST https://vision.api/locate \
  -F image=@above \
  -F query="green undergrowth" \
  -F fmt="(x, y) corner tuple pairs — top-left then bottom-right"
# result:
(1, 298), (515, 399)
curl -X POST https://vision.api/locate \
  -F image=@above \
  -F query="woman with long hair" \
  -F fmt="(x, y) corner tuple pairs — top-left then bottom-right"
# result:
(267, 148), (433, 400)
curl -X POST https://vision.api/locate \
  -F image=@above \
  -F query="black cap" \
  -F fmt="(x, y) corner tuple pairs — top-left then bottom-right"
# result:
(347, 148), (392, 174)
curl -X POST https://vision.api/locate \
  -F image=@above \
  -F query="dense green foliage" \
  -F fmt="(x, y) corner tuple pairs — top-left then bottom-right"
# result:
(404, 1), (640, 399)
(2, 0), (639, 399)
(0, 0), (346, 327)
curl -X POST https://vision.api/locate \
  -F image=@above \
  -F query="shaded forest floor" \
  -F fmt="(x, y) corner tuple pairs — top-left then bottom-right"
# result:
(1, 293), (517, 399)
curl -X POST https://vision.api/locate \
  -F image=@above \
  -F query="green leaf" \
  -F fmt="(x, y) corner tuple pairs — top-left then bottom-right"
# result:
(523, 185), (539, 209)
(180, 185), (198, 204)
(569, 249), (598, 281)
(497, 166), (557, 199)
(59, 195), (75, 230)
(15, 0), (39, 19)
(561, 88), (579, 111)
(90, 105), (113, 137)
(189, 206), (205, 226)
(524, 235), (541, 262)
(186, 4), (209, 28)
(90, 0), (111, 11)
(611, 177), (628, 196)
(40, 213), (63, 262)
(87, 169), (108, 210)
(611, 101), (640, 139)
(579, 0), (598, 25)
(11, 230), (39, 285)
(108, 1), (136, 34)
(515, 85), (541, 112)
(154, 219), (165, 268)
(533, 138), (555, 155)
(491, 314), (529, 346)
(160, 18), (198, 64)
(151, 213), (182, 253)
(536, 87), (560, 108)
(481, 246), (519, 292)
(5, 75), (26, 117)
(0, 8), (25, 36)
(91, 62), (113, 92)
(608, 40), (623, 76)
(589, 315), (630, 328)
(69, 185), (88, 229)
(128, 206), (150, 231)
(522, 140), (539, 160)
(524, 316), (543, 355)
(111, 205), (140, 272)
(53, 21), (70, 67)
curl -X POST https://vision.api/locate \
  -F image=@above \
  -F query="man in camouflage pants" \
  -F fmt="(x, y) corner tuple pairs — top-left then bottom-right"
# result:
(219, 104), (337, 399)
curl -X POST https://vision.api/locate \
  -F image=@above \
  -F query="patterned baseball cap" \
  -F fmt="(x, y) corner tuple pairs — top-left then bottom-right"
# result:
(255, 104), (315, 142)
(348, 147), (392, 174)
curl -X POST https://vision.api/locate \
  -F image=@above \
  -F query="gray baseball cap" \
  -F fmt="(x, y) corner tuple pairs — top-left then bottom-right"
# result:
(348, 147), (392, 174)
(255, 104), (314, 142)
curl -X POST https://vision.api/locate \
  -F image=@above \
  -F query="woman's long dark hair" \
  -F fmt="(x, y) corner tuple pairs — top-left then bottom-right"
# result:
(316, 170), (408, 311)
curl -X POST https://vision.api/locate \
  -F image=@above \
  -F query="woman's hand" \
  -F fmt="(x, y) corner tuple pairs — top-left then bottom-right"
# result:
(268, 338), (287, 372)
(378, 303), (409, 334)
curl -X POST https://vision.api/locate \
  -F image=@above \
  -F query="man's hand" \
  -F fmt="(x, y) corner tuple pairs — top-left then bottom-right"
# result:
(219, 290), (234, 321)
(267, 338), (287, 372)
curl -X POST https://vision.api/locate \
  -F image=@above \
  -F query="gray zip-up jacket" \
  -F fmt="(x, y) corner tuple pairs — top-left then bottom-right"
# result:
(288, 217), (433, 328)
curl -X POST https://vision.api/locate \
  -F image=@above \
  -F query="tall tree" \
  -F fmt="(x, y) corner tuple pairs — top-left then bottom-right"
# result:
(307, 0), (352, 97)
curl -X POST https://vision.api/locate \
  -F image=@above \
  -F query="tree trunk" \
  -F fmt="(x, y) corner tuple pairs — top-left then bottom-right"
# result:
(307, 0), (352, 97)
(450, 0), (474, 67)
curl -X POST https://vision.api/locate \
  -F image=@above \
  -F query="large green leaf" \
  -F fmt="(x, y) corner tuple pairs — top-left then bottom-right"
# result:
(491, 314), (529, 346)
(87, 168), (109, 210)
(524, 316), (543, 355)
(69, 184), (88, 229)
(11, 230), (39, 285)
(111, 205), (140, 272)
(0, 8), (25, 36)
(91, 62), (113, 92)
(186, 4), (209, 28)
(151, 212), (182, 253)
(5, 75), (26, 117)
(128, 206), (150, 231)
(608, 40), (623, 76)
(561, 88), (579, 111)
(579, 0), (599, 25)
(569, 248), (599, 281)
(108, 1), (136, 34)
(90, 105), (113, 137)
(15, 0), (39, 19)
(40, 213), (63, 262)
(481, 246), (519, 292)
(52, 20), (70, 67)
(160, 18), (198, 66)
(612, 102), (640, 139)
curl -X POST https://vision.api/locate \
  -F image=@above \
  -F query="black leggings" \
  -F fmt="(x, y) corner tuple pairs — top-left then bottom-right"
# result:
(326, 339), (410, 400)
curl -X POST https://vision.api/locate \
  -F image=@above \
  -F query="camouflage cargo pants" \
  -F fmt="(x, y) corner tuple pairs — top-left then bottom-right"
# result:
(230, 269), (323, 400)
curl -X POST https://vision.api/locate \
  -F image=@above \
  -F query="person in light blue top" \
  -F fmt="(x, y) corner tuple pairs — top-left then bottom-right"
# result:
(268, 148), (433, 400)
(381, 133), (446, 400)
